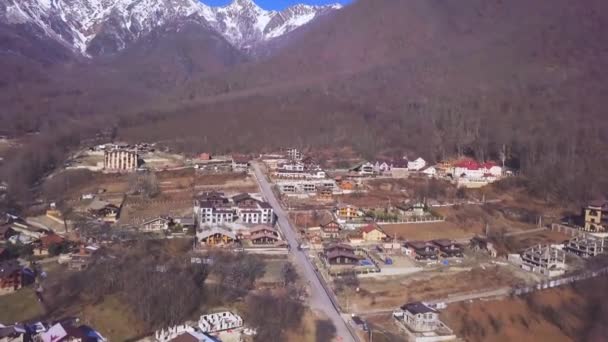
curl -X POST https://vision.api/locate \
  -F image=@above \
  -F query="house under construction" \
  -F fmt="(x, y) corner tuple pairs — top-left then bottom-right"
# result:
(564, 235), (607, 258)
(520, 244), (567, 277)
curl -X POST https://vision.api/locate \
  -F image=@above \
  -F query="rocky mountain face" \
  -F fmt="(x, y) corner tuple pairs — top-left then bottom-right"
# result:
(0, 0), (340, 56)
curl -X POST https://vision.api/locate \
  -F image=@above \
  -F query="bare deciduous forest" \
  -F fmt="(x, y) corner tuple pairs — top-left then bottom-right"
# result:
(1, 0), (607, 209)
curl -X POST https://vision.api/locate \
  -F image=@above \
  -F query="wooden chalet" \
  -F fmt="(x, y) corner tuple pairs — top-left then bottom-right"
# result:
(432, 239), (463, 258)
(324, 243), (359, 265)
(320, 220), (342, 239)
(403, 241), (439, 261)
(198, 228), (237, 246)
(250, 231), (280, 245)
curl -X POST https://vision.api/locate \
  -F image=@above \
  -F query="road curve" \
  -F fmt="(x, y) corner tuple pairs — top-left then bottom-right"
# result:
(252, 162), (357, 342)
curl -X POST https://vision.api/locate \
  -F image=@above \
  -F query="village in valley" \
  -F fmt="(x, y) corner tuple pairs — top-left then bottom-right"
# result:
(1, 141), (607, 342)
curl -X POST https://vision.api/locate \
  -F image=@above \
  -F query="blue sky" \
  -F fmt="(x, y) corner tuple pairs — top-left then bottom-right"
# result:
(201, 0), (351, 10)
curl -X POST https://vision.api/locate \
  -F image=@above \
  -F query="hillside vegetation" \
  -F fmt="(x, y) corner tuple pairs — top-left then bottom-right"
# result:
(1, 0), (607, 207)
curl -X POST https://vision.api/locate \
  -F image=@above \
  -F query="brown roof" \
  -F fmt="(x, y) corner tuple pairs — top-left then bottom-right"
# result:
(405, 241), (431, 250)
(39, 234), (65, 248)
(250, 232), (279, 241)
(170, 332), (200, 342)
(588, 199), (608, 210)
(232, 155), (251, 163)
(321, 220), (341, 228)
(432, 239), (455, 248)
(361, 224), (381, 234)
(326, 250), (358, 261)
(250, 225), (277, 234)
(325, 243), (355, 252)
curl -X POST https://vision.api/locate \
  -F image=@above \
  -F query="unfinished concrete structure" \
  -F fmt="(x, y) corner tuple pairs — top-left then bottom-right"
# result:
(520, 244), (567, 277)
(276, 179), (337, 195)
(564, 235), (607, 258)
(198, 312), (243, 333)
(103, 148), (138, 172)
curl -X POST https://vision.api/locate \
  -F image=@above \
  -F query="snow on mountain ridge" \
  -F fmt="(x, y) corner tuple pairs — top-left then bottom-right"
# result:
(0, 0), (341, 56)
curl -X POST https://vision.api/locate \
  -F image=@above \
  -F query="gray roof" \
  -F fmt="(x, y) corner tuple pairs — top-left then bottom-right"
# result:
(401, 302), (437, 315)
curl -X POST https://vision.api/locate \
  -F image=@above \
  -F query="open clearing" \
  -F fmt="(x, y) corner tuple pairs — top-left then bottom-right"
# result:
(495, 229), (572, 254)
(80, 295), (147, 341)
(0, 288), (44, 323)
(380, 221), (473, 241)
(337, 266), (521, 312)
(439, 276), (608, 342)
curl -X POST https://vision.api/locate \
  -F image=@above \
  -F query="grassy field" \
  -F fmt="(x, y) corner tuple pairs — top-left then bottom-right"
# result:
(80, 296), (146, 342)
(0, 288), (45, 323)
(257, 258), (287, 284)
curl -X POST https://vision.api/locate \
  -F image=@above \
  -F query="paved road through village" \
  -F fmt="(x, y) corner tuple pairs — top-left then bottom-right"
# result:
(252, 162), (357, 342)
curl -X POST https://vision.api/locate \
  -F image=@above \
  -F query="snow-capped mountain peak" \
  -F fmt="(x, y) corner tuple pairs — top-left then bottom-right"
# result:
(0, 0), (342, 56)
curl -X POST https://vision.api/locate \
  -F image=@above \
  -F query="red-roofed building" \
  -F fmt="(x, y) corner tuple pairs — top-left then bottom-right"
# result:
(39, 233), (64, 248)
(36, 233), (66, 256)
(453, 158), (502, 181)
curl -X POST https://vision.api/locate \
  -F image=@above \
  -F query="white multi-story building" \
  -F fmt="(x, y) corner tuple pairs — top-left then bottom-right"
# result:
(276, 179), (338, 195)
(393, 302), (456, 342)
(285, 148), (302, 161)
(407, 157), (427, 171)
(194, 192), (275, 227)
(274, 161), (326, 179)
(350, 162), (374, 176)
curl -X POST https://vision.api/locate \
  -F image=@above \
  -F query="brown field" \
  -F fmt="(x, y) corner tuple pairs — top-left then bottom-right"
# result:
(364, 315), (408, 342)
(119, 194), (193, 225)
(380, 221), (474, 241)
(440, 276), (608, 342)
(497, 230), (572, 254)
(289, 211), (334, 229)
(194, 172), (258, 193)
(366, 286), (583, 342)
(339, 266), (520, 312)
